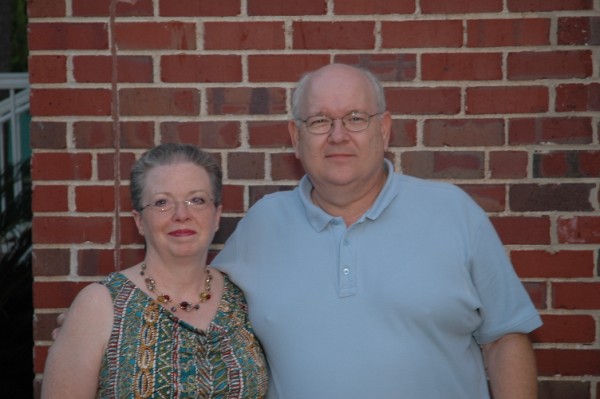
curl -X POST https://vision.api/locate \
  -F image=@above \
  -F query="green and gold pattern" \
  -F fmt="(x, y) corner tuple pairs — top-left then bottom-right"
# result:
(97, 273), (268, 398)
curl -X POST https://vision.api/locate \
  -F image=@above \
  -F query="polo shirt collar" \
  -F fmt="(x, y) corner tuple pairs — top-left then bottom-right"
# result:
(297, 159), (399, 232)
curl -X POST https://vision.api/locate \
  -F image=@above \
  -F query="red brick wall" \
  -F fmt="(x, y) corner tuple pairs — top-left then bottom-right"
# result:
(28, 0), (600, 397)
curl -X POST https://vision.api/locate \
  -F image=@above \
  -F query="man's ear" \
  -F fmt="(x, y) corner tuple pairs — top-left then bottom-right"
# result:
(289, 120), (301, 159)
(380, 111), (392, 151)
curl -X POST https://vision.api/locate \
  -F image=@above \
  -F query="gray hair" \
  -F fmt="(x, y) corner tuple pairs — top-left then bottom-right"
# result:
(130, 143), (222, 211)
(291, 64), (387, 121)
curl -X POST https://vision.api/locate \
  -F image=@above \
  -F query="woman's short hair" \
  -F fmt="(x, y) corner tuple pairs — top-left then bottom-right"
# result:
(130, 143), (222, 211)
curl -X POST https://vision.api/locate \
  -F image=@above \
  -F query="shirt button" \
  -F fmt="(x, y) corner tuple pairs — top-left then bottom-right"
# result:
(343, 239), (349, 246)
(343, 268), (350, 275)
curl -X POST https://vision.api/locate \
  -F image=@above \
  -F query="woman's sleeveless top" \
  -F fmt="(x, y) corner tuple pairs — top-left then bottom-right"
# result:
(97, 272), (268, 398)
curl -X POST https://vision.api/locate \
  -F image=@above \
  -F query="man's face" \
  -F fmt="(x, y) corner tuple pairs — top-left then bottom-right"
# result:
(289, 65), (391, 193)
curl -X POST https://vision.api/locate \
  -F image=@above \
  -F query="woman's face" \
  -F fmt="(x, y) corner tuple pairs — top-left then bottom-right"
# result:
(132, 161), (221, 263)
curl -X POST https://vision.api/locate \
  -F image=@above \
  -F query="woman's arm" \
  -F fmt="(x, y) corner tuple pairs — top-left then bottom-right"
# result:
(41, 283), (113, 399)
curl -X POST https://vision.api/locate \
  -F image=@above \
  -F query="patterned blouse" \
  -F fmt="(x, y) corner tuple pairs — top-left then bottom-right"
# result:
(97, 272), (268, 398)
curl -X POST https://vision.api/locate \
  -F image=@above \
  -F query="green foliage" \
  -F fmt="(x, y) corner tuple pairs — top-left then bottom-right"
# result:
(11, 0), (28, 72)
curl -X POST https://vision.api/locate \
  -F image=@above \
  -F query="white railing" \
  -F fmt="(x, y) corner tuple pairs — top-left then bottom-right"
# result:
(0, 72), (30, 212)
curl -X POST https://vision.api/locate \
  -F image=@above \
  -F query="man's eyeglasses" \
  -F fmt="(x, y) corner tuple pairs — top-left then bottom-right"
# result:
(140, 196), (214, 213)
(298, 111), (383, 135)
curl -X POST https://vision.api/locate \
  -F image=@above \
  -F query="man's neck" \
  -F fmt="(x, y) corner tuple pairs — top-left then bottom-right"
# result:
(311, 168), (388, 227)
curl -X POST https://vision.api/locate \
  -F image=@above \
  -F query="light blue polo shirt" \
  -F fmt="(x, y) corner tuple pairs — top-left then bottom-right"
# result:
(214, 160), (542, 399)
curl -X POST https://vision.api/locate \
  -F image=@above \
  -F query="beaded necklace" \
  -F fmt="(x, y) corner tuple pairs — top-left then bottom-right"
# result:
(139, 263), (212, 312)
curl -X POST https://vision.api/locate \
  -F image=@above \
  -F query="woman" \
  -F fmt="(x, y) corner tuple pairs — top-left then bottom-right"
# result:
(41, 143), (268, 398)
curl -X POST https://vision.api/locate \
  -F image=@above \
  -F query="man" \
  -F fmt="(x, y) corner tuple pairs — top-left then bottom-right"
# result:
(214, 64), (541, 398)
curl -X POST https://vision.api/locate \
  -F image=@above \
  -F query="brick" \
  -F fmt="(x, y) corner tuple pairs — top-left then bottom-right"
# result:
(423, 119), (504, 147)
(73, 121), (154, 150)
(248, 0), (326, 15)
(120, 216), (145, 245)
(73, 122), (114, 148)
(556, 83), (600, 112)
(119, 88), (199, 116)
(422, 53), (502, 81)
(389, 119), (417, 147)
(508, 0), (593, 12)
(75, 185), (116, 212)
(489, 151), (528, 179)
(31, 153), (92, 180)
(386, 87), (461, 115)
(558, 17), (600, 45)
(248, 55), (330, 82)
(554, 283), (600, 310)
(534, 151), (600, 178)
(458, 184), (505, 212)
(523, 282), (546, 310)
(97, 152), (137, 181)
(248, 121), (292, 148)
(33, 216), (113, 244)
(334, 0), (415, 14)
(421, 0), (501, 13)
(207, 87), (286, 115)
(557, 217), (600, 244)
(467, 19), (550, 47)
(249, 185), (295, 207)
(34, 312), (62, 341)
(28, 55), (66, 83)
(34, 346), (48, 374)
(509, 184), (593, 212)
(159, 0), (240, 16)
(161, 122), (240, 149)
(271, 153), (304, 181)
(77, 249), (121, 276)
(32, 248), (70, 277)
(29, 121), (67, 149)
(508, 51), (592, 80)
(117, 248), (145, 270)
(533, 151), (567, 178)
(32, 184), (68, 212)
(119, 122), (155, 149)
(293, 21), (375, 50)
(74, 55), (153, 83)
(72, 0), (153, 16)
(118, 185), (133, 211)
(382, 20), (463, 48)
(401, 151), (484, 179)
(222, 185), (245, 213)
(115, 22), (196, 50)
(161, 55), (242, 83)
(509, 117), (593, 145)
(531, 315), (596, 343)
(28, 0), (66, 17)
(512, 250), (595, 278)
(30, 89), (112, 116)
(490, 216), (551, 245)
(579, 151), (600, 177)
(213, 216), (242, 244)
(334, 53), (417, 82)
(537, 381), (591, 399)
(33, 281), (90, 308)
(228, 152), (265, 180)
(466, 86), (548, 114)
(28, 22), (108, 50)
(205, 22), (285, 50)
